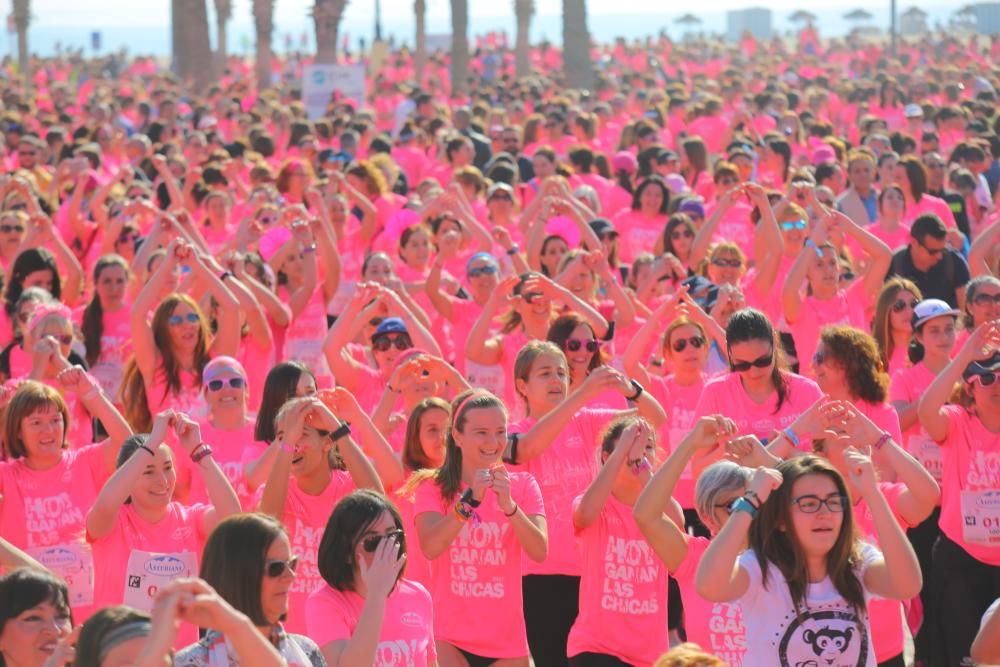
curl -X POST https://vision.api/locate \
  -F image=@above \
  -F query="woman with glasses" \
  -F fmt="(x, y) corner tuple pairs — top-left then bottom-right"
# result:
(0, 210), (27, 271)
(121, 238), (240, 431)
(956, 276), (1000, 351)
(257, 396), (384, 635)
(0, 567), (73, 667)
(175, 513), (325, 667)
(871, 278), (922, 376)
(307, 489), (434, 666)
(657, 213), (697, 275)
(917, 321), (1000, 666)
(782, 209), (892, 378)
(696, 455), (922, 667)
(509, 342), (665, 666)
(88, 410), (240, 647)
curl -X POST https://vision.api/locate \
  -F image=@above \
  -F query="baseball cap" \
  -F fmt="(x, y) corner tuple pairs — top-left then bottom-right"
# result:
(588, 218), (617, 239)
(912, 299), (960, 329)
(678, 199), (706, 219)
(904, 103), (923, 119)
(373, 317), (408, 339)
(962, 350), (1000, 383)
(612, 151), (638, 173)
(486, 182), (514, 200)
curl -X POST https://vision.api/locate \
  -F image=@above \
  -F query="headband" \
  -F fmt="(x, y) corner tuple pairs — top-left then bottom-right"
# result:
(26, 302), (72, 335)
(97, 621), (152, 662)
(452, 391), (490, 430)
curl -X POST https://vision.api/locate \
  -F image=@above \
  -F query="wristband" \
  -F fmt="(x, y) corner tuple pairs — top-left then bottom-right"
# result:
(744, 490), (762, 509)
(302, 244), (317, 254)
(461, 488), (482, 508)
(804, 239), (822, 257)
(219, 270), (233, 282)
(626, 379), (644, 402)
(329, 422), (351, 441)
(191, 444), (213, 464)
(783, 426), (800, 448)
(872, 431), (892, 451)
(453, 501), (474, 522)
(506, 245), (520, 256)
(729, 496), (758, 518)
(504, 504), (519, 517)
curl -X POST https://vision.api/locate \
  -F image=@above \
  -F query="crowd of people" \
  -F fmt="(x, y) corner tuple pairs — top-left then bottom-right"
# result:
(1, 23), (1000, 667)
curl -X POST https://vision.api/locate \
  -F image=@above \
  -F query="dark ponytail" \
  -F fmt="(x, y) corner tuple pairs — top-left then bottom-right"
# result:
(82, 255), (129, 367)
(725, 308), (789, 413)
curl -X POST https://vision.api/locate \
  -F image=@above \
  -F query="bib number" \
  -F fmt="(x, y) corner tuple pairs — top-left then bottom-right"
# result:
(28, 543), (94, 607)
(123, 550), (198, 612)
(961, 490), (1000, 546)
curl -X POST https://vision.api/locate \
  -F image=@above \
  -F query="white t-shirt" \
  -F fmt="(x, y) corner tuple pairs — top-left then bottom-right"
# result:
(736, 543), (882, 667)
(983, 598), (1000, 629)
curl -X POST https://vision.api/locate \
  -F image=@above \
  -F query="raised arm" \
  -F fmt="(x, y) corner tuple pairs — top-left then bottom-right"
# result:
(968, 218), (1000, 278)
(576, 421), (652, 530)
(465, 276), (518, 366)
(690, 190), (736, 267)
(320, 389), (399, 491)
(831, 209), (892, 300)
(189, 251), (241, 358)
(747, 185), (785, 298)
(173, 413), (241, 533)
(56, 367), (133, 471)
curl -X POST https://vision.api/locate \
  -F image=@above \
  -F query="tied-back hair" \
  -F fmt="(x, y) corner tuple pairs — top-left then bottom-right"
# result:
(547, 313), (604, 372)
(82, 255), (129, 367)
(872, 278), (922, 371)
(512, 340), (566, 410)
(435, 390), (506, 499)
(254, 361), (314, 442)
(750, 456), (865, 618)
(75, 606), (150, 667)
(725, 308), (789, 414)
(402, 397), (451, 472)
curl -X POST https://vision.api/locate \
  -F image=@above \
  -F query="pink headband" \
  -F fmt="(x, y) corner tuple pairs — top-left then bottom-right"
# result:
(27, 303), (72, 334)
(452, 390), (492, 430)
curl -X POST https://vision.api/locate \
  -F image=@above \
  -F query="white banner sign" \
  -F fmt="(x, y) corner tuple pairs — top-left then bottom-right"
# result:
(302, 64), (366, 119)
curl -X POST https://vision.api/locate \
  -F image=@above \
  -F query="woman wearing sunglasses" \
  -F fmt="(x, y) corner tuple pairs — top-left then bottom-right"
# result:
(307, 489), (435, 666)
(696, 454), (922, 667)
(546, 312), (623, 406)
(258, 396), (384, 635)
(956, 275), (1000, 351)
(656, 213), (697, 276)
(917, 321), (1000, 666)
(175, 513), (325, 667)
(782, 208), (892, 377)
(509, 342), (665, 666)
(88, 410), (240, 647)
(871, 278), (922, 376)
(122, 238), (240, 431)
(0, 209), (27, 273)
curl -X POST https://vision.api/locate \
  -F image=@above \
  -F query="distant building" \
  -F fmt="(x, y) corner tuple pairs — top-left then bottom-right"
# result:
(900, 7), (930, 35)
(971, 2), (1000, 33)
(726, 8), (772, 42)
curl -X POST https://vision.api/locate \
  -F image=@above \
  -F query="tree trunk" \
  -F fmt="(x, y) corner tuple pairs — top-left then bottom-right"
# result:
(175, 0), (213, 92)
(214, 0), (231, 75)
(414, 0), (427, 85)
(514, 0), (534, 79)
(253, 0), (273, 91)
(450, 0), (469, 98)
(562, 0), (594, 90)
(12, 0), (31, 90)
(314, 0), (348, 64)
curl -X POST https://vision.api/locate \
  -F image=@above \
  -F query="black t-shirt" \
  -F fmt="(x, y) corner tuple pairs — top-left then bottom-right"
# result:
(886, 246), (971, 307)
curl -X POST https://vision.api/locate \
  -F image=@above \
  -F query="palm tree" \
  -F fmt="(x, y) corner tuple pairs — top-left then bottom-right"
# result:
(514, 0), (534, 79)
(253, 0), (274, 91)
(174, 0), (214, 91)
(214, 0), (232, 74)
(562, 0), (594, 90)
(313, 0), (349, 64)
(414, 0), (427, 85)
(450, 0), (470, 97)
(12, 0), (30, 89)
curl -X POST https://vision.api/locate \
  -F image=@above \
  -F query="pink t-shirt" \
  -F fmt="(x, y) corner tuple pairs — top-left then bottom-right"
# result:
(0, 445), (109, 621)
(283, 286), (333, 389)
(90, 502), (209, 647)
(671, 536), (746, 666)
(935, 406), (1000, 565)
(413, 472), (544, 658)
(305, 579), (437, 666)
(508, 409), (615, 576)
(904, 194), (957, 229)
(707, 200), (756, 259)
(185, 421), (259, 509)
(146, 366), (206, 418)
(694, 372), (823, 463)
(787, 279), (870, 377)
(255, 470), (356, 634)
(648, 374), (707, 508)
(235, 334), (271, 413)
(6, 346), (93, 447)
(566, 494), (670, 666)
(853, 482), (915, 663)
(76, 304), (132, 401)
(612, 209), (668, 265)
(890, 364), (943, 484)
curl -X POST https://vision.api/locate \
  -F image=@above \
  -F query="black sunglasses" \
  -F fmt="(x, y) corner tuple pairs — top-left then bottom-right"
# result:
(730, 352), (774, 372)
(207, 377), (246, 392)
(264, 556), (298, 578)
(0, 224), (24, 234)
(361, 529), (404, 553)
(672, 336), (705, 353)
(566, 338), (600, 353)
(892, 298), (918, 312)
(372, 335), (412, 352)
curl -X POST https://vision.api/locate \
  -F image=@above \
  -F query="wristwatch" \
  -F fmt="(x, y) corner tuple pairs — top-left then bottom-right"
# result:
(729, 496), (758, 519)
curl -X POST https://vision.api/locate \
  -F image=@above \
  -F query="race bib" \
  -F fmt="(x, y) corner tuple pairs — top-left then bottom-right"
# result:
(123, 550), (198, 612)
(465, 360), (506, 398)
(960, 490), (1000, 546)
(909, 433), (943, 484)
(28, 543), (94, 607)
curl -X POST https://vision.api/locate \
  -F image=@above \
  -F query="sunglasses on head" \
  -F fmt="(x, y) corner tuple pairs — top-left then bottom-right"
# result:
(672, 335), (705, 353)
(0, 224), (24, 234)
(372, 335), (412, 352)
(565, 338), (600, 353)
(206, 377), (246, 392)
(780, 219), (808, 231)
(467, 265), (498, 278)
(264, 556), (298, 578)
(670, 229), (694, 240)
(968, 371), (998, 387)
(711, 258), (742, 269)
(361, 529), (404, 553)
(972, 293), (1000, 307)
(168, 312), (200, 326)
(892, 298), (919, 312)
(730, 352), (774, 372)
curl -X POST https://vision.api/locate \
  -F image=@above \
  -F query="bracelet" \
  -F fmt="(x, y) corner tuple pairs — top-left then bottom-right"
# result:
(872, 431), (892, 451)
(626, 379), (644, 402)
(302, 244), (317, 253)
(137, 444), (155, 457)
(504, 504), (519, 517)
(219, 270), (233, 282)
(729, 496), (758, 518)
(191, 443), (213, 463)
(506, 245), (520, 256)
(453, 501), (474, 522)
(744, 490), (762, 509)
(461, 488), (482, 508)
(783, 426), (800, 448)
(329, 422), (351, 441)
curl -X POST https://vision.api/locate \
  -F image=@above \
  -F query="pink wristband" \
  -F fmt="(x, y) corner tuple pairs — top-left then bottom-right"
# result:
(872, 432), (892, 451)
